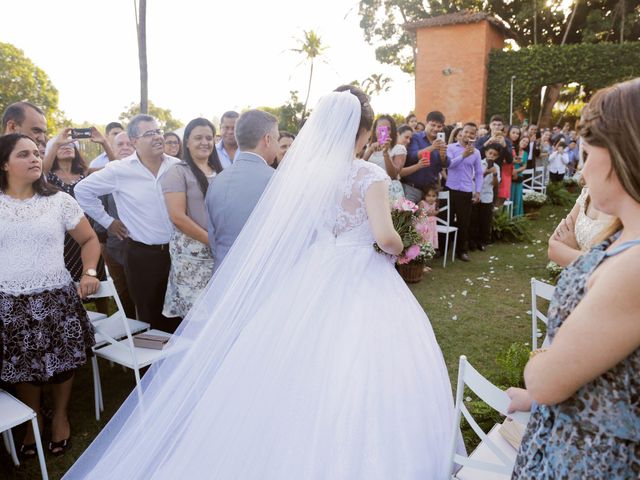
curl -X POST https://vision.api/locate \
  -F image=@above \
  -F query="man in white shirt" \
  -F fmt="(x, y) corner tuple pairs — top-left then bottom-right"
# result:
(89, 122), (124, 169)
(75, 115), (181, 331)
(215, 111), (239, 169)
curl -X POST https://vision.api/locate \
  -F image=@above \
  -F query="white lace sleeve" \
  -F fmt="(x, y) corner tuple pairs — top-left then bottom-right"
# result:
(357, 162), (390, 198)
(59, 192), (85, 231)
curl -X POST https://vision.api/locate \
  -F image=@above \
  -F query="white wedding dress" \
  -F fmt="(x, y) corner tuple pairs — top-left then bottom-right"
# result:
(65, 92), (458, 480)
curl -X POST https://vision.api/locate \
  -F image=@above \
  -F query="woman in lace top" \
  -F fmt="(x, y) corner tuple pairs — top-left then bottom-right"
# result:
(548, 185), (616, 267)
(0, 134), (99, 457)
(507, 78), (640, 479)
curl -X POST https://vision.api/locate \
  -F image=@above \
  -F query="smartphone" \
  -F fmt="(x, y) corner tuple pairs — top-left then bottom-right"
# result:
(71, 128), (92, 139)
(436, 132), (446, 143)
(376, 125), (390, 144)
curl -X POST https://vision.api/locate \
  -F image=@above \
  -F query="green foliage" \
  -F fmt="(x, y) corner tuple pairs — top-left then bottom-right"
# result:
(461, 392), (505, 447)
(545, 181), (577, 207)
(492, 210), (532, 243)
(259, 91), (306, 134)
(0, 42), (65, 131)
(486, 42), (640, 122)
(546, 261), (564, 285)
(119, 100), (183, 132)
(495, 342), (530, 388)
(357, 1), (640, 75)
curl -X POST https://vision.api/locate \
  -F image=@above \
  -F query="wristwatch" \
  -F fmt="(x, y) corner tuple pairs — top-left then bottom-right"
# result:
(83, 269), (98, 278)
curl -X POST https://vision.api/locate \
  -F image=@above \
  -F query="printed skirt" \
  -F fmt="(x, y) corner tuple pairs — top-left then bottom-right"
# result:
(163, 230), (215, 318)
(0, 283), (95, 383)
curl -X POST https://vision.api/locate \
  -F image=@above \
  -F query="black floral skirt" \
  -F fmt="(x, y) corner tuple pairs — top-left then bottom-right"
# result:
(0, 283), (96, 384)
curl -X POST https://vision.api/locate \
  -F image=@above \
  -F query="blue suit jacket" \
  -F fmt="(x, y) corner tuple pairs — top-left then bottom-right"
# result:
(205, 152), (274, 271)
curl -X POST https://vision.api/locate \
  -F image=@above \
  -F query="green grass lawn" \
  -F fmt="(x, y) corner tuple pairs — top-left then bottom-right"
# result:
(2, 203), (569, 479)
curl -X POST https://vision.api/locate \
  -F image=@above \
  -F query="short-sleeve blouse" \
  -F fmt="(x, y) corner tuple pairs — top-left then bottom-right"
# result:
(0, 192), (84, 294)
(160, 163), (216, 230)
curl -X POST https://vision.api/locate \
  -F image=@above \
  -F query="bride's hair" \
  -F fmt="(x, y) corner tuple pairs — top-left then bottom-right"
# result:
(333, 84), (374, 138)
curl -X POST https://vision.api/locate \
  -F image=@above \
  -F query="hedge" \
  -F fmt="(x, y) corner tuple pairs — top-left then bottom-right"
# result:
(485, 42), (640, 123)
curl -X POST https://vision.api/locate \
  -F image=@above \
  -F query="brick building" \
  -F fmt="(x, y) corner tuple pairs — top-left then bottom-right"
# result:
(405, 11), (514, 125)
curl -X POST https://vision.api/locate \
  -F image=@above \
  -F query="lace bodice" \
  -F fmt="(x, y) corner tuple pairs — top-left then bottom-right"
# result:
(575, 187), (613, 251)
(0, 192), (84, 294)
(323, 160), (390, 245)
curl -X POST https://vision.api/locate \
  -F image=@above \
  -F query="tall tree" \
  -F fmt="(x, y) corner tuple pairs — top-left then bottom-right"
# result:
(291, 30), (327, 123)
(134, 0), (148, 114)
(362, 74), (393, 96)
(0, 42), (64, 131)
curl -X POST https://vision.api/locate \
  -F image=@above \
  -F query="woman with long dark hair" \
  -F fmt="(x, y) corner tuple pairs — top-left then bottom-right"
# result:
(0, 134), (99, 457)
(45, 132), (108, 292)
(160, 118), (222, 317)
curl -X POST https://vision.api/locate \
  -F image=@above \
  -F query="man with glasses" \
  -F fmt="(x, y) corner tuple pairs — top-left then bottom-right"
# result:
(1, 101), (48, 149)
(75, 115), (181, 332)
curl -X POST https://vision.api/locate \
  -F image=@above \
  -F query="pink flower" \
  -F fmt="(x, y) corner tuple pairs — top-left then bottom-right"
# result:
(405, 244), (421, 262)
(396, 198), (418, 213)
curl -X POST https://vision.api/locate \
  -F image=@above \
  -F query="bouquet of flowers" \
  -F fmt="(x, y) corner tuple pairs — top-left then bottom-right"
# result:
(375, 198), (435, 266)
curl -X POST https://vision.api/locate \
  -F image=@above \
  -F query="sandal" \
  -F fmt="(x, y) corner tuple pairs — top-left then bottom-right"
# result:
(48, 437), (70, 456)
(19, 443), (37, 459)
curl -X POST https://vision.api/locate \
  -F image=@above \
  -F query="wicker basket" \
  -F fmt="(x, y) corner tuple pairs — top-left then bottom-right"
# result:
(397, 263), (424, 283)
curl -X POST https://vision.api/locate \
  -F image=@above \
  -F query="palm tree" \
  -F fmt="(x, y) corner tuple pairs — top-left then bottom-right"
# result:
(362, 74), (393, 97)
(291, 30), (327, 123)
(134, 0), (148, 114)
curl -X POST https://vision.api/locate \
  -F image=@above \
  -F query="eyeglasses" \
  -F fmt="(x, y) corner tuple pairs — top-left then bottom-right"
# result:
(135, 129), (164, 138)
(164, 140), (180, 146)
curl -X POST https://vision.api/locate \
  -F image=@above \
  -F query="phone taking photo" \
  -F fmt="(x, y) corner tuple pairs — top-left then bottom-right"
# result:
(436, 132), (446, 143)
(71, 128), (92, 139)
(376, 125), (390, 144)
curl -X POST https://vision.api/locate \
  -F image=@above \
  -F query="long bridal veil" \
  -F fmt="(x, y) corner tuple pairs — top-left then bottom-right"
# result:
(64, 91), (366, 479)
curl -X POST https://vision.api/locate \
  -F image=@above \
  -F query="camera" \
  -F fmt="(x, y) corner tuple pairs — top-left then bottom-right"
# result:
(436, 132), (446, 143)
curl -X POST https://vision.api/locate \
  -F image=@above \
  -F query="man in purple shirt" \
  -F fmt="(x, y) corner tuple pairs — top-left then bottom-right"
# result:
(446, 122), (483, 262)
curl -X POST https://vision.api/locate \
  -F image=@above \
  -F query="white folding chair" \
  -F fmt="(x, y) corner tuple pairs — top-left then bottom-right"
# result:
(532, 166), (547, 194)
(84, 277), (151, 420)
(447, 356), (530, 479)
(531, 278), (555, 350)
(502, 200), (513, 219)
(88, 279), (172, 419)
(1, 389), (49, 479)
(436, 191), (458, 268)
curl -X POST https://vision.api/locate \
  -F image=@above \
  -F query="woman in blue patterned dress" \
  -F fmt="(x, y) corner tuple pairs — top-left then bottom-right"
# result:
(506, 77), (640, 479)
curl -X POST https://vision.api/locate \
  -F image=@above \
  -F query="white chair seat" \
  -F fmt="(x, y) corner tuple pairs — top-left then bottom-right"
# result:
(0, 390), (49, 478)
(93, 318), (149, 346)
(455, 424), (519, 480)
(86, 310), (108, 322)
(437, 225), (458, 234)
(0, 391), (35, 431)
(94, 329), (172, 369)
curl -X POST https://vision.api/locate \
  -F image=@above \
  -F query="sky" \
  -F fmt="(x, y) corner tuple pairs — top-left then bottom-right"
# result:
(2, 0), (416, 127)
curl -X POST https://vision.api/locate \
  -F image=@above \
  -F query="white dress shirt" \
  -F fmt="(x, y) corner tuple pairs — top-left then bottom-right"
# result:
(548, 151), (570, 175)
(89, 152), (109, 169)
(75, 153), (180, 245)
(216, 140), (237, 169)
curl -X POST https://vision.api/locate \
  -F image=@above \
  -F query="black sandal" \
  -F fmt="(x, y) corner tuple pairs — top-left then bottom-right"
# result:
(19, 443), (37, 459)
(48, 437), (70, 456)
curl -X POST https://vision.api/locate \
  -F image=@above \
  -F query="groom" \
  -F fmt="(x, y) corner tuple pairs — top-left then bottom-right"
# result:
(205, 109), (279, 271)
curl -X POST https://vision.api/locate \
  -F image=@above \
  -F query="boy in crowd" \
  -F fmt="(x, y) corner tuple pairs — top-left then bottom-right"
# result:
(470, 143), (501, 251)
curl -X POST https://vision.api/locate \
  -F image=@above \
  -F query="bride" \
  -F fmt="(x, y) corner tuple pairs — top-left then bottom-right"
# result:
(65, 87), (459, 479)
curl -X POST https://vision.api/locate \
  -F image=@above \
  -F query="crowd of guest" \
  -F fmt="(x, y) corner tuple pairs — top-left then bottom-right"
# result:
(359, 109), (585, 262)
(1, 75), (637, 478)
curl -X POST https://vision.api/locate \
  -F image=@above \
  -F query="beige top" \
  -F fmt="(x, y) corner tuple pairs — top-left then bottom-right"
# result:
(160, 163), (215, 230)
(574, 187), (614, 251)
